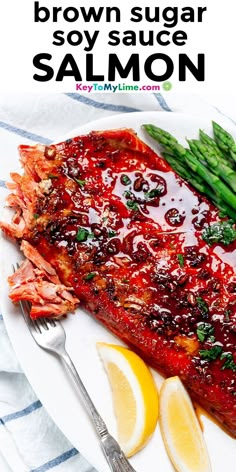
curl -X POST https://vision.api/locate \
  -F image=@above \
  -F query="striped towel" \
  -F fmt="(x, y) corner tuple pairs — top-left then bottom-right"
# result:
(0, 92), (235, 472)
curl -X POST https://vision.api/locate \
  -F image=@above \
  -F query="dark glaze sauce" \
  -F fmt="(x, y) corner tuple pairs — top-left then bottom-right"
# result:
(33, 132), (236, 401)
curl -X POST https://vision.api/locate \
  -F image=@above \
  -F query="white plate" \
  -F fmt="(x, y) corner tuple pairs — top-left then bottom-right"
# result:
(0, 112), (235, 472)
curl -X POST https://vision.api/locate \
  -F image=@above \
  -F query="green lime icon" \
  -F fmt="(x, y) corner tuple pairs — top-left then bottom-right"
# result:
(162, 81), (172, 91)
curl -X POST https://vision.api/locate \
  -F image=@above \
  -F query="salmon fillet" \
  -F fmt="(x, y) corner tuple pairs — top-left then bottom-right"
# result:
(1, 128), (235, 436)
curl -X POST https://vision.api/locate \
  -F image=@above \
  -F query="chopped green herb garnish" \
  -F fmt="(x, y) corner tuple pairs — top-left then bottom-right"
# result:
(220, 352), (236, 372)
(208, 335), (216, 343)
(33, 213), (40, 219)
(177, 254), (184, 267)
(196, 322), (214, 342)
(84, 272), (96, 281)
(224, 309), (231, 321)
(218, 210), (228, 219)
(199, 345), (223, 361)
(76, 228), (89, 242)
(202, 220), (236, 246)
(48, 173), (58, 179)
(74, 178), (86, 187)
(108, 230), (117, 238)
(126, 200), (139, 211)
(102, 216), (108, 222)
(145, 188), (162, 199)
(121, 174), (131, 186)
(122, 278), (129, 284)
(123, 190), (139, 210)
(212, 300), (220, 307)
(196, 297), (209, 316)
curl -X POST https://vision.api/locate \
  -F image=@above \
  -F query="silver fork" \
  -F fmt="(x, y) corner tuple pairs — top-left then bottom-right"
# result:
(14, 267), (136, 472)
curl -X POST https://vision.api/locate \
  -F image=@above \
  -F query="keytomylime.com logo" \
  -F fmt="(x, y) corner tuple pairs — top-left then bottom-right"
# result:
(75, 83), (173, 93)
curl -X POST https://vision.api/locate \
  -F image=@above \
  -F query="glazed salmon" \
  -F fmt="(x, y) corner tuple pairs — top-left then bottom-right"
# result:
(1, 128), (235, 436)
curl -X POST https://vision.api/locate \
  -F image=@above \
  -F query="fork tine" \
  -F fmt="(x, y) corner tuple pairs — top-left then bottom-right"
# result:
(33, 317), (42, 334)
(47, 318), (56, 327)
(18, 299), (41, 333)
(13, 264), (56, 329)
(13, 264), (50, 332)
(33, 315), (52, 332)
(40, 318), (50, 330)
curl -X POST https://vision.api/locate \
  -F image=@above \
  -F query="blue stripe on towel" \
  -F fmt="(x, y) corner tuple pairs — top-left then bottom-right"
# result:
(0, 180), (7, 188)
(65, 93), (141, 113)
(31, 448), (79, 472)
(0, 314), (3, 320)
(0, 121), (52, 144)
(153, 93), (172, 112)
(0, 400), (42, 425)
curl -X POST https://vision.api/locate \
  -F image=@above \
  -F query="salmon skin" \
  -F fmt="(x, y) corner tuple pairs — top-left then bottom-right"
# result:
(1, 128), (236, 436)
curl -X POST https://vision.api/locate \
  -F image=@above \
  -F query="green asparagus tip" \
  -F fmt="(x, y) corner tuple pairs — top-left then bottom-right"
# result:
(212, 121), (225, 134)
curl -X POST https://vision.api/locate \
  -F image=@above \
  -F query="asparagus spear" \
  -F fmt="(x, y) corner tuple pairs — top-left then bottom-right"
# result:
(199, 129), (223, 154)
(212, 121), (236, 164)
(181, 149), (236, 210)
(143, 124), (236, 210)
(148, 127), (179, 143)
(144, 125), (185, 159)
(188, 139), (236, 192)
(163, 153), (236, 220)
(199, 129), (235, 168)
(162, 152), (207, 192)
(210, 197), (236, 221)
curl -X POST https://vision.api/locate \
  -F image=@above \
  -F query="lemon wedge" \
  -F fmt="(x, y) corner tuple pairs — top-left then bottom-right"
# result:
(97, 342), (159, 457)
(160, 376), (211, 472)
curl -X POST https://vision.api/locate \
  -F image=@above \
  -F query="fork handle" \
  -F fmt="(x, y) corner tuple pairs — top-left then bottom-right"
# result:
(60, 350), (108, 435)
(101, 434), (137, 472)
(60, 351), (137, 472)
